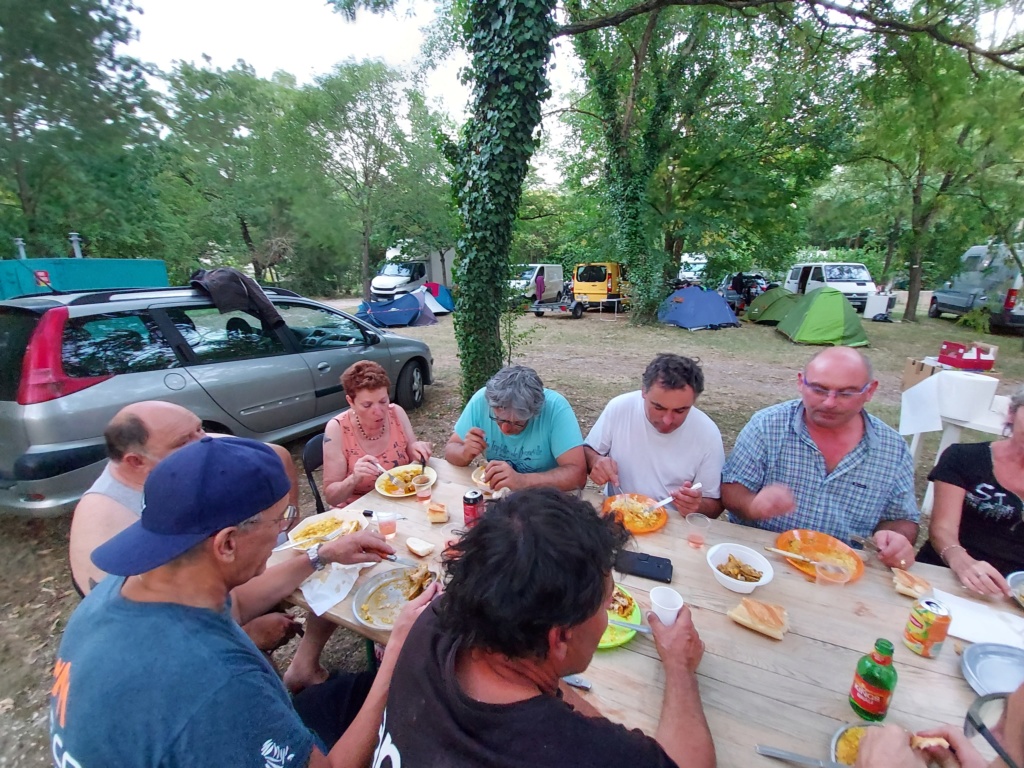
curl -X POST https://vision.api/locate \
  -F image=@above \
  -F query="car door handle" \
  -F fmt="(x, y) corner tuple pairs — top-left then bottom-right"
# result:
(317, 362), (330, 372)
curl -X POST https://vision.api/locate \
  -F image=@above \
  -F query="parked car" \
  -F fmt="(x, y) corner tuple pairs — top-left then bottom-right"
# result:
(717, 273), (768, 310)
(0, 285), (433, 517)
(930, 244), (1024, 331)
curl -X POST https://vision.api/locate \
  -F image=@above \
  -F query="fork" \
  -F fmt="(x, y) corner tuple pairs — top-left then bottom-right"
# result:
(375, 461), (409, 492)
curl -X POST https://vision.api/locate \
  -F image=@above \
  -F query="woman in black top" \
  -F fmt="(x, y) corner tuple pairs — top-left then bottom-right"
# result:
(917, 387), (1024, 596)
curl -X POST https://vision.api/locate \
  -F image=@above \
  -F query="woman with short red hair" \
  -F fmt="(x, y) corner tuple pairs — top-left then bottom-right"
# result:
(322, 361), (432, 507)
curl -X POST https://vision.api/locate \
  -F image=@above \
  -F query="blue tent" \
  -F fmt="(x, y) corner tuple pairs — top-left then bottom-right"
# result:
(357, 292), (421, 327)
(428, 282), (455, 312)
(658, 286), (739, 330)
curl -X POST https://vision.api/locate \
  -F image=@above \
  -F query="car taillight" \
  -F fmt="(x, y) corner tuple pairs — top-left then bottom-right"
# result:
(17, 307), (111, 405)
(606, 277), (612, 292)
(1004, 288), (1019, 311)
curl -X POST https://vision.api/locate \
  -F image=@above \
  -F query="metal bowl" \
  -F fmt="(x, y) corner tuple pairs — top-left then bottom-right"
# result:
(1007, 571), (1024, 610)
(830, 722), (883, 765)
(352, 567), (422, 632)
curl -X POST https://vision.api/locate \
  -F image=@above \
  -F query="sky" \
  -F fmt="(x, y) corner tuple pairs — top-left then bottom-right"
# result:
(125, 0), (580, 180)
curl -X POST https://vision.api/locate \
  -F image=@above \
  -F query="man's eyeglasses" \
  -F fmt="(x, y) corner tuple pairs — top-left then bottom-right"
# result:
(490, 413), (529, 430)
(965, 693), (1018, 768)
(242, 504), (299, 534)
(800, 377), (871, 401)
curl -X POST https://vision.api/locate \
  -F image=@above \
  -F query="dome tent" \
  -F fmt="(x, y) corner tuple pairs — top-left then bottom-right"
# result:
(747, 287), (798, 325)
(776, 287), (868, 346)
(658, 286), (739, 330)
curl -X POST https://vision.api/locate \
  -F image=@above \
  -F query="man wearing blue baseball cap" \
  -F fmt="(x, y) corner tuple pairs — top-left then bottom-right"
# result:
(50, 436), (439, 768)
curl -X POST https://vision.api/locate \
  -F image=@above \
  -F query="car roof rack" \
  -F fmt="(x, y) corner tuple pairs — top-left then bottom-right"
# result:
(59, 284), (301, 306)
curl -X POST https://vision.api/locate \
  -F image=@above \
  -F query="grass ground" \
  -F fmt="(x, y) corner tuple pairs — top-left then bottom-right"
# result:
(0, 297), (1020, 765)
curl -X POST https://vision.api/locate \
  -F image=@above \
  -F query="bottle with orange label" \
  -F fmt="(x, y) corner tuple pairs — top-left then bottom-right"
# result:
(849, 638), (897, 721)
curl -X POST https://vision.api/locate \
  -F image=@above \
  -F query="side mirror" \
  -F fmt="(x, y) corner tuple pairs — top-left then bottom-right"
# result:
(366, 330), (381, 345)
(945, 281), (953, 289)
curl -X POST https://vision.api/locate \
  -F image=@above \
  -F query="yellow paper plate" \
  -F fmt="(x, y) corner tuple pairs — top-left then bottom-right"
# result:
(374, 464), (438, 497)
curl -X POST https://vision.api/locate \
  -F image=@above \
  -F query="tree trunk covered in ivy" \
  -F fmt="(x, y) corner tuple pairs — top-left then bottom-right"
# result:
(568, 10), (686, 324)
(451, 0), (557, 401)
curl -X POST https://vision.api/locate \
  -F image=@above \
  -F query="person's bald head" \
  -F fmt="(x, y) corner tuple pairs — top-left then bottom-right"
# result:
(804, 348), (874, 383)
(798, 348), (878, 430)
(105, 401), (205, 468)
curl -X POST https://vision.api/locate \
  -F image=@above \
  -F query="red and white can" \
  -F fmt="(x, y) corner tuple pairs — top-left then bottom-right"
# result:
(463, 489), (484, 528)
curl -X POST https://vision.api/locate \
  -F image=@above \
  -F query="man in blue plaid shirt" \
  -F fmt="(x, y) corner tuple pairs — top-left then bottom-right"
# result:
(721, 347), (918, 569)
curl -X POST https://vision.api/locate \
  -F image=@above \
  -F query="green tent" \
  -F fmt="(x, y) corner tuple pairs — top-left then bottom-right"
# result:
(747, 287), (798, 325)
(776, 287), (869, 346)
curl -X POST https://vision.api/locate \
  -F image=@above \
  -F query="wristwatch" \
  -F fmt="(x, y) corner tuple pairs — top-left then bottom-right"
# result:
(306, 543), (325, 571)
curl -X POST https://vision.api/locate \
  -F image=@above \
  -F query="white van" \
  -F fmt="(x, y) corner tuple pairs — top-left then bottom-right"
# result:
(784, 262), (877, 312)
(510, 264), (564, 303)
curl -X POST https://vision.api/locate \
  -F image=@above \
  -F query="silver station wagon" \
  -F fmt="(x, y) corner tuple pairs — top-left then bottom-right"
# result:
(0, 286), (433, 516)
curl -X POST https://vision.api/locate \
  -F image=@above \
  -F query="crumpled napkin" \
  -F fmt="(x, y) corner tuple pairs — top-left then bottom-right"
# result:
(300, 562), (375, 616)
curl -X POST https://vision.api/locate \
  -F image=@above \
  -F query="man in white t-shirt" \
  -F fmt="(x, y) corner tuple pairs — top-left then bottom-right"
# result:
(585, 354), (725, 517)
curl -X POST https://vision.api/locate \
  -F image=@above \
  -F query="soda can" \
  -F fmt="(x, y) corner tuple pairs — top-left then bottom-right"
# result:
(463, 489), (484, 528)
(903, 598), (951, 658)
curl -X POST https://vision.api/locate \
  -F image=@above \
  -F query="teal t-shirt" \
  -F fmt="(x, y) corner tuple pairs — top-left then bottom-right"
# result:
(50, 577), (316, 767)
(454, 388), (583, 473)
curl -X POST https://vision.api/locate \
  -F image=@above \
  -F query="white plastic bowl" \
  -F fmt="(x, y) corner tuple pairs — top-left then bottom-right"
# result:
(706, 543), (774, 594)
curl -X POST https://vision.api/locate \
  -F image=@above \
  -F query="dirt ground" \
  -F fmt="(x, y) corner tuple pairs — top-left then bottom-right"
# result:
(1, 298), (1020, 765)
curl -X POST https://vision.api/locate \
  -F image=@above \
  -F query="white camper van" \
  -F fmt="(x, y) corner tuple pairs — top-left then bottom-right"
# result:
(370, 247), (455, 301)
(510, 264), (564, 303)
(784, 262), (877, 312)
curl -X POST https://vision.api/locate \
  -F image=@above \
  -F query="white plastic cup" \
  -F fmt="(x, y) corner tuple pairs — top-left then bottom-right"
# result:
(650, 586), (684, 626)
(376, 511), (398, 540)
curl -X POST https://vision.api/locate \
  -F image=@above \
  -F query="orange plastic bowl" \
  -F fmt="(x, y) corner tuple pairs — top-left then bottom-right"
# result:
(774, 529), (864, 583)
(602, 493), (668, 535)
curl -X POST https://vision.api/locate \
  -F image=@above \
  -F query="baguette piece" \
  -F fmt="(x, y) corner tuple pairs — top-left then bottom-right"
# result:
(891, 568), (931, 599)
(427, 502), (448, 524)
(910, 736), (950, 750)
(406, 537), (435, 557)
(727, 598), (789, 640)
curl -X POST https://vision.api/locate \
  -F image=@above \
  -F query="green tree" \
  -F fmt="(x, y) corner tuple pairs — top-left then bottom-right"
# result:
(849, 30), (1023, 320)
(0, 0), (163, 258)
(296, 61), (410, 300)
(162, 62), (301, 280)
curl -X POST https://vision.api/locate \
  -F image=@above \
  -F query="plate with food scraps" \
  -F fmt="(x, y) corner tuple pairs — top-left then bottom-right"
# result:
(599, 583), (642, 649)
(374, 464), (438, 498)
(831, 722), (883, 765)
(602, 493), (668, 534)
(284, 510), (367, 551)
(774, 529), (864, 583)
(352, 565), (436, 631)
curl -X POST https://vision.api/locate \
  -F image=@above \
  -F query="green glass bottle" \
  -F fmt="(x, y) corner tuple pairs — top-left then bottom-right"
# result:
(849, 638), (897, 721)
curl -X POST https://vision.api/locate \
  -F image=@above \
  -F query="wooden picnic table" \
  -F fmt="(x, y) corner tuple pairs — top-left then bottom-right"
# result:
(270, 458), (1014, 767)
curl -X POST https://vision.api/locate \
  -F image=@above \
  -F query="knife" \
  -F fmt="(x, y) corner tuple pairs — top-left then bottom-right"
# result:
(755, 744), (845, 768)
(384, 554), (421, 567)
(763, 546), (823, 566)
(562, 674), (592, 691)
(608, 618), (652, 635)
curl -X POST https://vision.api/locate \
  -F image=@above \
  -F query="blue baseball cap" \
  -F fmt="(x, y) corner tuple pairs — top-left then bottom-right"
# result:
(92, 436), (290, 576)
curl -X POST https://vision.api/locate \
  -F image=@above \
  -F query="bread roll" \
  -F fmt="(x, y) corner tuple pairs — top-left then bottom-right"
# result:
(727, 598), (789, 640)
(427, 502), (448, 524)
(406, 537), (435, 557)
(891, 568), (931, 598)
(910, 736), (949, 750)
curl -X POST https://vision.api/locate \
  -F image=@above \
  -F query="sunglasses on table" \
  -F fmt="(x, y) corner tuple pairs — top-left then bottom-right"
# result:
(965, 692), (1018, 768)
